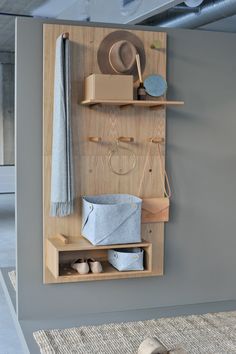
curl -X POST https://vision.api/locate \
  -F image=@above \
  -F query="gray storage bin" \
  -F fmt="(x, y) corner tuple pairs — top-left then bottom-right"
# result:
(108, 248), (144, 271)
(81, 194), (142, 245)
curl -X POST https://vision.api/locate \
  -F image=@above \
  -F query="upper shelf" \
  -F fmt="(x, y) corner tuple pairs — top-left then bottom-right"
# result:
(48, 236), (151, 252)
(81, 99), (184, 108)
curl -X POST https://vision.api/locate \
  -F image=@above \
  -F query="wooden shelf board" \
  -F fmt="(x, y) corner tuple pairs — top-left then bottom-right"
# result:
(46, 268), (160, 283)
(81, 99), (184, 108)
(45, 261), (159, 283)
(48, 237), (151, 252)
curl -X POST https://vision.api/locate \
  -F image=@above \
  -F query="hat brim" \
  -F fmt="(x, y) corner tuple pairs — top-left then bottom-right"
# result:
(97, 30), (146, 82)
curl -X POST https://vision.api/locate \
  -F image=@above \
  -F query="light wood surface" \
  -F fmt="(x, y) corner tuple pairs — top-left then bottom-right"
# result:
(46, 266), (155, 283)
(54, 233), (69, 244)
(84, 74), (133, 101)
(46, 239), (59, 278)
(48, 237), (151, 252)
(46, 237), (154, 282)
(43, 24), (169, 283)
(81, 99), (184, 107)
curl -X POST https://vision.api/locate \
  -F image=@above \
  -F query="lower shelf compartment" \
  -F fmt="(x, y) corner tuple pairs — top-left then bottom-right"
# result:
(45, 237), (157, 283)
(46, 264), (154, 283)
(60, 261), (152, 279)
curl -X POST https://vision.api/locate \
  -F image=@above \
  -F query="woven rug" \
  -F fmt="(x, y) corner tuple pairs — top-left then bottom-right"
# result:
(8, 270), (16, 291)
(33, 310), (236, 354)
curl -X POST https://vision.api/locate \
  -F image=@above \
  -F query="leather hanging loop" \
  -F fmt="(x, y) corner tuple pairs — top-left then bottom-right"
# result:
(157, 142), (172, 198)
(138, 139), (172, 198)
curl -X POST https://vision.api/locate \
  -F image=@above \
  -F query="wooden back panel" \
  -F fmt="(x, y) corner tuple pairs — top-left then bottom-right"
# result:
(43, 24), (166, 283)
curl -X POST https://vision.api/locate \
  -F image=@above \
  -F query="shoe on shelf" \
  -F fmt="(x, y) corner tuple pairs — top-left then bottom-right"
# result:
(71, 259), (89, 275)
(88, 258), (103, 273)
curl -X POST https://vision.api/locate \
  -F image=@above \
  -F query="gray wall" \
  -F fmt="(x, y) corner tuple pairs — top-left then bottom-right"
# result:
(16, 18), (236, 320)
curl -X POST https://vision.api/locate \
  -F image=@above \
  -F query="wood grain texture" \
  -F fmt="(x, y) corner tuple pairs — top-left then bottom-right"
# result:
(45, 266), (154, 284)
(54, 233), (69, 244)
(81, 99), (184, 107)
(47, 237), (151, 252)
(43, 24), (168, 283)
(46, 238), (154, 282)
(46, 239), (59, 278)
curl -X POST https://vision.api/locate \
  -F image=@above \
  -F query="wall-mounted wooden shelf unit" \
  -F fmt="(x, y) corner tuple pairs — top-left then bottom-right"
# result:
(46, 237), (153, 283)
(81, 99), (184, 108)
(44, 25), (169, 284)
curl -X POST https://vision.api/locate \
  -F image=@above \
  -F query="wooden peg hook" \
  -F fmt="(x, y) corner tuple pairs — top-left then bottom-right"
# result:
(88, 137), (102, 143)
(148, 137), (164, 144)
(55, 233), (69, 245)
(117, 136), (134, 143)
(62, 32), (69, 39)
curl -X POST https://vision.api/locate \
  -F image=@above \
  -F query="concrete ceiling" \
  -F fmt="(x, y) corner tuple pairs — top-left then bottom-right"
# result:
(1, 0), (236, 53)
(0, 0), (185, 52)
(55, 0), (184, 24)
(0, 0), (47, 52)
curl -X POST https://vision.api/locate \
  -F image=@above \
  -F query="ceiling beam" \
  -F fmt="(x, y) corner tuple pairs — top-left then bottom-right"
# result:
(55, 0), (183, 24)
(124, 0), (185, 24)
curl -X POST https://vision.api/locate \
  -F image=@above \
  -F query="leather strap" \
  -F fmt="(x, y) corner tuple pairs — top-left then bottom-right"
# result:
(138, 139), (171, 198)
(157, 142), (172, 198)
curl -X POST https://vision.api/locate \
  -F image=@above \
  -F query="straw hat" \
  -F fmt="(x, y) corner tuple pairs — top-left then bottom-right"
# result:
(97, 30), (146, 81)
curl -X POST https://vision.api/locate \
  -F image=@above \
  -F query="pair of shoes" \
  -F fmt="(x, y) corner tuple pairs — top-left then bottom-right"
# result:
(71, 258), (103, 275)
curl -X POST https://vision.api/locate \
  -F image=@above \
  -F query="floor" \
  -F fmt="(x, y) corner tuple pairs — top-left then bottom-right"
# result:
(0, 194), (24, 354)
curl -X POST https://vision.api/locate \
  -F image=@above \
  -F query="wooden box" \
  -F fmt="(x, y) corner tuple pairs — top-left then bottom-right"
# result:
(84, 74), (133, 101)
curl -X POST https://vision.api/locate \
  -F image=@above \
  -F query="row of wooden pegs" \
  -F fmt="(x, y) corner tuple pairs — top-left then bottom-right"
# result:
(88, 137), (164, 143)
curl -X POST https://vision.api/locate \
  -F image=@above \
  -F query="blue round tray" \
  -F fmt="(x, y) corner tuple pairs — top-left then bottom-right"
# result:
(144, 74), (167, 97)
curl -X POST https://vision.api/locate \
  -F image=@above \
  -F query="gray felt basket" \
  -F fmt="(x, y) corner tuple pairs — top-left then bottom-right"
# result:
(81, 194), (142, 246)
(108, 248), (144, 271)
